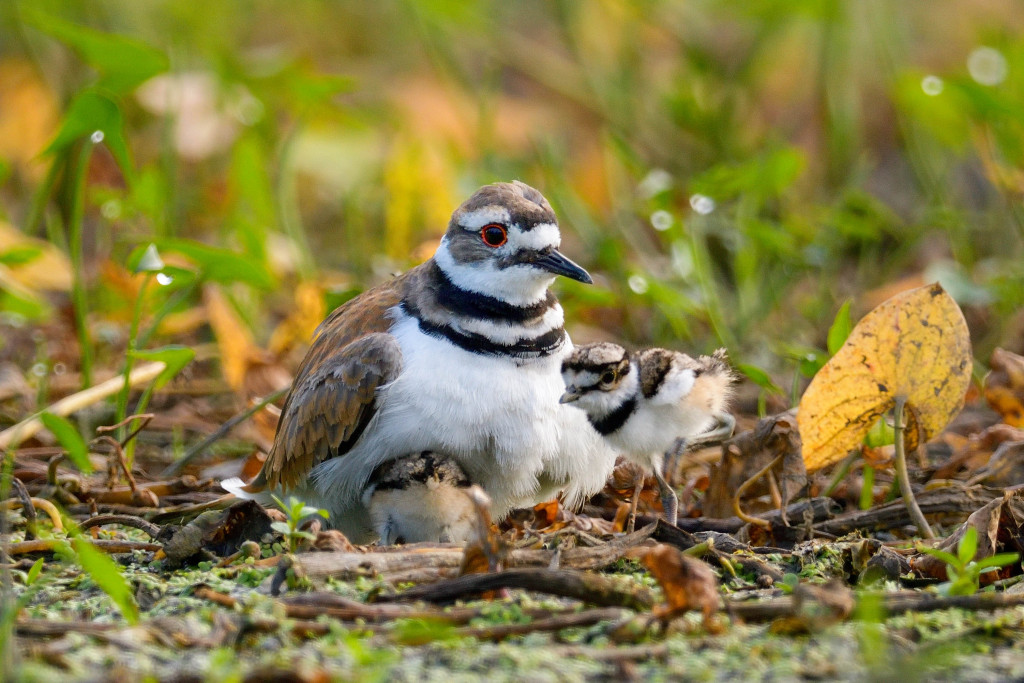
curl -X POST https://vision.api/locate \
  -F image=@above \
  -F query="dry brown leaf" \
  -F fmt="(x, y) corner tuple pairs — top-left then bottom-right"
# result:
(985, 348), (1024, 427)
(798, 283), (972, 472)
(641, 544), (720, 630)
(704, 412), (805, 519)
(911, 491), (1024, 582)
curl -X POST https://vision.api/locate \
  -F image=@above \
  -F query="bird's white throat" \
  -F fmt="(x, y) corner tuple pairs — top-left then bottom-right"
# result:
(434, 238), (555, 306)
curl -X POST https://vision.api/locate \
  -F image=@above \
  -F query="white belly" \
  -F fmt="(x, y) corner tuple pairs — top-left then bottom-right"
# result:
(309, 310), (617, 533)
(609, 401), (717, 472)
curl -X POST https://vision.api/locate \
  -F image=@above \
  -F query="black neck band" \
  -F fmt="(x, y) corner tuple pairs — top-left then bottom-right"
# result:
(591, 395), (637, 435)
(429, 262), (553, 324)
(402, 300), (566, 359)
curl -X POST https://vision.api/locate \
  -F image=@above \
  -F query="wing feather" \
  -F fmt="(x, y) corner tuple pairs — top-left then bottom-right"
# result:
(244, 269), (422, 492)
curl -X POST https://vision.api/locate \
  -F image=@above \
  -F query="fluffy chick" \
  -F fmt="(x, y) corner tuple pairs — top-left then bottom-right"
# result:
(361, 452), (476, 544)
(560, 342), (736, 525)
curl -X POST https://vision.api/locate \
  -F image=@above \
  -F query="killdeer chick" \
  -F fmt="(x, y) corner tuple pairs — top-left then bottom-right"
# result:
(560, 343), (737, 526)
(362, 452), (476, 544)
(224, 181), (618, 543)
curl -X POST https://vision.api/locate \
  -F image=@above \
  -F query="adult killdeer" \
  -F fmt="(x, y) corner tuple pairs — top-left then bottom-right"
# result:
(362, 452), (476, 545)
(224, 181), (618, 543)
(559, 343), (737, 526)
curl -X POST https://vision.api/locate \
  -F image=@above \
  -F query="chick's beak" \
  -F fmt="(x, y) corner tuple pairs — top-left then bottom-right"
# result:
(559, 386), (581, 404)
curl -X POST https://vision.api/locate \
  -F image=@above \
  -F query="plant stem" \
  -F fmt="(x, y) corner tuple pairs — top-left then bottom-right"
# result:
(137, 276), (199, 349)
(117, 273), (153, 463)
(859, 464), (875, 510)
(68, 143), (94, 389)
(893, 396), (934, 539)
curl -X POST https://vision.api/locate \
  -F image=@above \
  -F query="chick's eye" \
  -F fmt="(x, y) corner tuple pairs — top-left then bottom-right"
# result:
(601, 371), (616, 384)
(481, 224), (508, 247)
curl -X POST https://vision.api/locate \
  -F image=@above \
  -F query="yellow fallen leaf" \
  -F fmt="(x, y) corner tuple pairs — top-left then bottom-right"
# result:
(0, 221), (71, 292)
(203, 284), (257, 392)
(267, 281), (326, 355)
(798, 283), (972, 472)
(0, 60), (59, 181)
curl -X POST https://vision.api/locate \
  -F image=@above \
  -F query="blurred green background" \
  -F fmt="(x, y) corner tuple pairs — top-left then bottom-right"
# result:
(1, 0), (1022, 398)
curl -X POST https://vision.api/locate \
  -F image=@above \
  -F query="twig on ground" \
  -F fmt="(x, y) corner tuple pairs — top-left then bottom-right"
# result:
(79, 514), (162, 539)
(816, 484), (1004, 536)
(725, 590), (1024, 622)
(457, 607), (628, 641)
(296, 524), (658, 583)
(8, 478), (37, 539)
(6, 538), (161, 555)
(377, 567), (656, 610)
(1, 497), (63, 532)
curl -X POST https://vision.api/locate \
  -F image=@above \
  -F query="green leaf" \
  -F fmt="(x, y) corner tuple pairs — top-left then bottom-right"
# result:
(864, 417), (895, 448)
(271, 521), (292, 536)
(0, 246), (44, 267)
(71, 538), (139, 624)
(392, 618), (459, 646)
(156, 238), (276, 290)
(26, 11), (168, 94)
(131, 346), (195, 389)
(737, 363), (782, 393)
(45, 91), (131, 175)
(25, 558), (45, 586)
(972, 553), (1020, 571)
(39, 412), (92, 474)
(958, 527), (978, 565)
(916, 545), (961, 568)
(826, 300), (853, 356)
(297, 505), (329, 520)
(0, 287), (51, 320)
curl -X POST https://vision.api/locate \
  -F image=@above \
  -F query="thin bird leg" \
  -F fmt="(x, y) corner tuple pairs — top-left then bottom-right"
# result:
(662, 437), (688, 488)
(627, 470), (643, 534)
(653, 467), (678, 526)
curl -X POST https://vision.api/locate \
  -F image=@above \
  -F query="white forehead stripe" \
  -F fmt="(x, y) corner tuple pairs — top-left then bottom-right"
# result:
(509, 222), (560, 251)
(460, 206), (511, 230)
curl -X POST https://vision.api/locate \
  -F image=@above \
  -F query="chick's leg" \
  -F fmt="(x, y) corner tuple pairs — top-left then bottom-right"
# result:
(654, 467), (678, 526)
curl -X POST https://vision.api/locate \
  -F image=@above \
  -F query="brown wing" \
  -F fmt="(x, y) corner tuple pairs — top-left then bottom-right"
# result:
(246, 269), (418, 491)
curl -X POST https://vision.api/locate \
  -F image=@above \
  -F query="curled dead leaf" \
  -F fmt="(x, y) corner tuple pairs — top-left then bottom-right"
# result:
(985, 348), (1024, 427)
(798, 283), (972, 472)
(642, 543), (721, 631)
(704, 412), (805, 519)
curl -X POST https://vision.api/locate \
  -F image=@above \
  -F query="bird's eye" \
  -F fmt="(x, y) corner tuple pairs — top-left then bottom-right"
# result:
(600, 371), (615, 384)
(481, 224), (508, 248)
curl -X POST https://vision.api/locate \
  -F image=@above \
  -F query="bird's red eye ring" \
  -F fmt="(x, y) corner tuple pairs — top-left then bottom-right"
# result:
(481, 224), (508, 248)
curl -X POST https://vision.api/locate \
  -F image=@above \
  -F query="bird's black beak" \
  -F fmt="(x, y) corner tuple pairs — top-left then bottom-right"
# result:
(532, 249), (593, 284)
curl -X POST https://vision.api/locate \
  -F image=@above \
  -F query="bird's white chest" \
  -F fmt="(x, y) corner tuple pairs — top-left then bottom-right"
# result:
(309, 309), (616, 520)
(373, 311), (597, 509)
